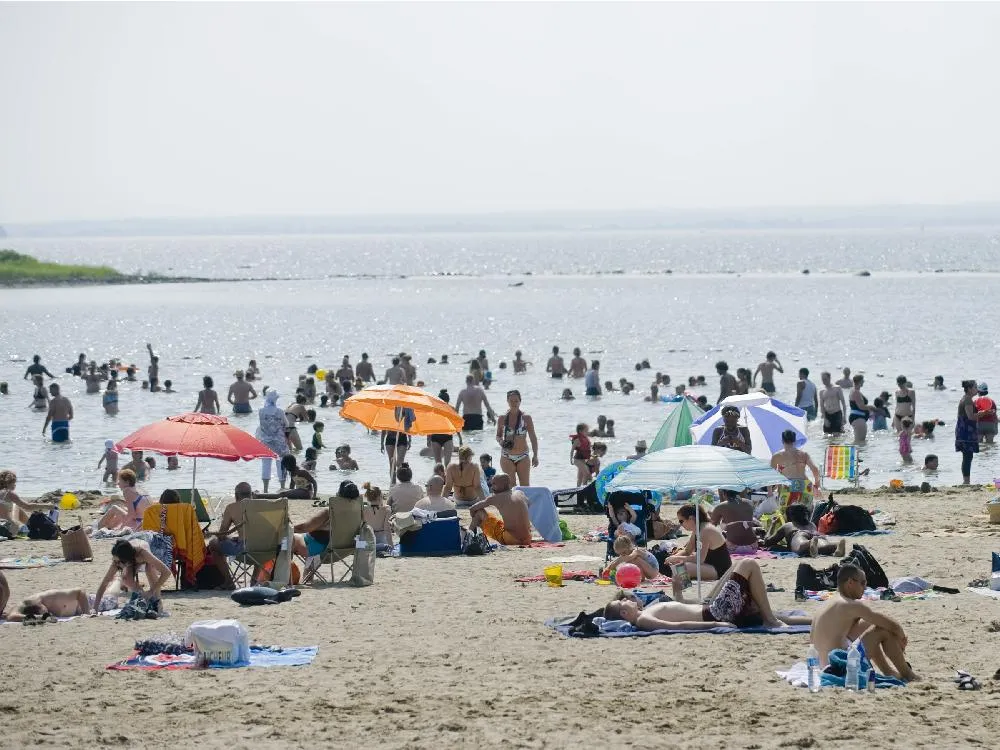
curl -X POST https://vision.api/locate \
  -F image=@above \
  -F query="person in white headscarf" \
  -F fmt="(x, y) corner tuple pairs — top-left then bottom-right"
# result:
(257, 390), (290, 492)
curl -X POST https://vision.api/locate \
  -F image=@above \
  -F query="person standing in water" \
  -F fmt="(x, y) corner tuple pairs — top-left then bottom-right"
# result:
(42, 383), (73, 442)
(716, 361), (738, 404)
(456, 375), (495, 431)
(546, 346), (566, 378)
(495, 389), (539, 487)
(103, 380), (119, 415)
(23, 355), (56, 381)
(819, 371), (848, 434)
(512, 351), (530, 374)
(752, 351), (784, 395)
(568, 348), (587, 379)
(195, 376), (220, 414)
(848, 374), (871, 444)
(956, 380), (983, 485)
(974, 383), (997, 445)
(355, 353), (375, 383)
(383, 357), (405, 386)
(146, 343), (160, 392)
(795, 368), (818, 421)
(892, 375), (916, 433)
(257, 391), (290, 493)
(228, 370), (257, 414)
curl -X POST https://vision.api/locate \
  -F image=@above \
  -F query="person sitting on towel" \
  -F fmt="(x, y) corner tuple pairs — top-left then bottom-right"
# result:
(710, 491), (760, 554)
(811, 563), (919, 681)
(604, 558), (811, 631)
(762, 503), (846, 558)
(663, 503), (732, 581)
(467, 474), (532, 546)
(606, 534), (659, 580)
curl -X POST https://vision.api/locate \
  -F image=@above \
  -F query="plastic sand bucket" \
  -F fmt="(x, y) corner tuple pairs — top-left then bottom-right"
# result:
(543, 565), (563, 587)
(988, 502), (1000, 525)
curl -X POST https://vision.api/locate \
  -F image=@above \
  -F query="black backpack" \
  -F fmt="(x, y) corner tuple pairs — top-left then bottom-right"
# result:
(832, 505), (877, 534)
(27, 511), (60, 541)
(843, 543), (889, 589)
(795, 544), (890, 593)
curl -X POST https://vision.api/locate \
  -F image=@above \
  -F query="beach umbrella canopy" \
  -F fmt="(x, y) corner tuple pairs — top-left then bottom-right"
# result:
(594, 460), (634, 504)
(689, 393), (807, 460)
(648, 397), (704, 453)
(606, 444), (790, 495)
(340, 384), (463, 436)
(115, 412), (277, 461)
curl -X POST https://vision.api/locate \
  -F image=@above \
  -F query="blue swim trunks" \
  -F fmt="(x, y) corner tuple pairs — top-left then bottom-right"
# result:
(51, 420), (70, 442)
(232, 403), (252, 414)
(217, 537), (244, 557)
(303, 533), (327, 557)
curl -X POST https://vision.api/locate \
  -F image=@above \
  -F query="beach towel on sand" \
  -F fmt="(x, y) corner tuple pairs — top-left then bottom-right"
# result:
(0, 556), (63, 569)
(107, 645), (318, 671)
(545, 614), (811, 637)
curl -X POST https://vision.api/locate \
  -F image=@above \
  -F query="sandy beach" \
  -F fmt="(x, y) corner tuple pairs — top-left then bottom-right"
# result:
(0, 485), (998, 749)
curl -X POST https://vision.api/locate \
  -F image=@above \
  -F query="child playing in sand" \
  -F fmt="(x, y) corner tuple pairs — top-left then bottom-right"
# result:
(899, 418), (914, 463)
(97, 440), (119, 484)
(312, 422), (325, 450)
(605, 534), (660, 581)
(810, 563), (919, 680)
(302, 447), (318, 472)
(870, 398), (890, 431)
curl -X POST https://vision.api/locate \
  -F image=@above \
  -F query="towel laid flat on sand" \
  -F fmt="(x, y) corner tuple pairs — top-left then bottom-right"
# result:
(107, 645), (318, 671)
(0, 556), (63, 569)
(967, 587), (1000, 600)
(545, 614), (811, 638)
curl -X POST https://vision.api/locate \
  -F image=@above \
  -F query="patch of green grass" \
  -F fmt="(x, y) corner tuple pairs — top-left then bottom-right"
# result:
(0, 249), (125, 284)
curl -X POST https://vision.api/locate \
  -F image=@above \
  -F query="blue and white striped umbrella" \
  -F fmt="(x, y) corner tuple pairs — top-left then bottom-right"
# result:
(606, 444), (790, 494)
(689, 393), (807, 460)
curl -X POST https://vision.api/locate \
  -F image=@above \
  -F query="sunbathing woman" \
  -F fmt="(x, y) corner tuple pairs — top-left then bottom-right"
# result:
(93, 538), (172, 615)
(664, 503), (731, 581)
(96, 468), (152, 530)
(604, 558), (811, 631)
(763, 504), (846, 558)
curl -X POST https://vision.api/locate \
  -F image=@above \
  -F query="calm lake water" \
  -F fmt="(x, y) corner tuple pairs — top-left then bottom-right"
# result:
(1, 228), (998, 496)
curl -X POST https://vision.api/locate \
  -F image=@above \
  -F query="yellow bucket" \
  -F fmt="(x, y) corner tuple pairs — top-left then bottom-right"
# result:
(543, 565), (563, 587)
(988, 503), (1000, 524)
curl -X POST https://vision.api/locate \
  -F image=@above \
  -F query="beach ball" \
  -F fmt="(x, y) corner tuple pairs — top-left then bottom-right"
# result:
(616, 563), (642, 589)
(316, 369), (326, 381)
(60, 492), (80, 510)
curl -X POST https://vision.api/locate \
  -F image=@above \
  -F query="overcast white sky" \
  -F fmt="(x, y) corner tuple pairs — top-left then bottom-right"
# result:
(1, 1), (999, 222)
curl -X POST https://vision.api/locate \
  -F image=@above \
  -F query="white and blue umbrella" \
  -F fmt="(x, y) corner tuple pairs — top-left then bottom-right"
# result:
(606, 444), (789, 595)
(689, 393), (807, 460)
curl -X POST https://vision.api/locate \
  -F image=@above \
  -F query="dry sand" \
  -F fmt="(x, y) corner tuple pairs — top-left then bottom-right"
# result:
(2, 486), (1000, 749)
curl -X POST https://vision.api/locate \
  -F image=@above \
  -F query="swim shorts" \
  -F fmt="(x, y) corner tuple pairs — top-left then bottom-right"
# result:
(232, 403), (252, 414)
(480, 513), (530, 546)
(462, 414), (484, 431)
(704, 572), (761, 627)
(585, 388), (601, 397)
(51, 420), (70, 443)
(823, 410), (844, 434)
(762, 382), (776, 394)
(800, 405), (817, 421)
(217, 537), (244, 557)
(303, 533), (328, 557)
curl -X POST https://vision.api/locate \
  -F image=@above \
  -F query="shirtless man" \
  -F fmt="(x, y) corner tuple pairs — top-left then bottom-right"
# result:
(568, 347), (588, 379)
(752, 351), (784, 394)
(811, 563), (919, 680)
(770, 430), (821, 488)
(335, 356), (354, 384)
(146, 343), (160, 391)
(205, 481), (253, 589)
(456, 375), (495, 431)
(444, 446), (484, 504)
(121, 450), (149, 482)
(42, 383), (74, 442)
(512, 350), (529, 374)
(468, 474), (532, 546)
(604, 559), (811, 631)
(228, 370), (258, 413)
(835, 367), (853, 389)
(400, 354), (417, 385)
(23, 354), (56, 381)
(4, 587), (90, 622)
(819, 371), (848, 434)
(763, 504), (845, 558)
(710, 492), (759, 553)
(546, 346), (566, 378)
(356, 353), (375, 383)
(383, 357), (405, 385)
(716, 361), (738, 404)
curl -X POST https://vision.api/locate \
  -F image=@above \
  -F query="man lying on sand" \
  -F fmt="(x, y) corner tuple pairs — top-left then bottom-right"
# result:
(0, 573), (90, 622)
(468, 474), (532, 546)
(811, 563), (919, 681)
(763, 504), (846, 558)
(604, 558), (811, 631)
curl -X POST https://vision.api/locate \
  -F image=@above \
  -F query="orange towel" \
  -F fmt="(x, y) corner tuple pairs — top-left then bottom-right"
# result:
(142, 503), (206, 582)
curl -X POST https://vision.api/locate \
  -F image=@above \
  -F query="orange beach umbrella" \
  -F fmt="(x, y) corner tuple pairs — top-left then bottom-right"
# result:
(340, 384), (463, 436)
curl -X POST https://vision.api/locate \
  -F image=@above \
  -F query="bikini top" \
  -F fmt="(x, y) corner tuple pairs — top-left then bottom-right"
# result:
(504, 411), (526, 438)
(896, 393), (912, 404)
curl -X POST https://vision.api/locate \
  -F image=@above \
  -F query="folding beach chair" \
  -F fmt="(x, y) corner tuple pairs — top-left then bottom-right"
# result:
(228, 499), (289, 589)
(824, 445), (860, 488)
(172, 488), (213, 532)
(604, 490), (650, 561)
(299, 494), (365, 585)
(142, 503), (206, 590)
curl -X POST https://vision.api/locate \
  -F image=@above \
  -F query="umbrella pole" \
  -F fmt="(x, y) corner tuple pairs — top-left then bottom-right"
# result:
(696, 513), (702, 599)
(191, 457), (197, 494)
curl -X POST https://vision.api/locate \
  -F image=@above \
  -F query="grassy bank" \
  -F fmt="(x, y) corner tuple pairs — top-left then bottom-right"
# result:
(0, 249), (126, 285)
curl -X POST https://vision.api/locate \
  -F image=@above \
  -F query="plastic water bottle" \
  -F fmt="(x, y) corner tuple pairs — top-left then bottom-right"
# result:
(845, 640), (862, 691)
(806, 644), (822, 693)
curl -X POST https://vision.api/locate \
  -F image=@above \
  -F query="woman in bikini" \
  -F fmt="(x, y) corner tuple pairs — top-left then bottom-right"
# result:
(428, 389), (456, 467)
(381, 429), (410, 485)
(0, 469), (56, 529)
(848, 374), (871, 444)
(93, 538), (172, 615)
(569, 422), (592, 487)
(97, 468), (152, 530)
(664, 503), (732, 581)
(495, 390), (538, 487)
(194, 375), (220, 414)
(892, 375), (916, 433)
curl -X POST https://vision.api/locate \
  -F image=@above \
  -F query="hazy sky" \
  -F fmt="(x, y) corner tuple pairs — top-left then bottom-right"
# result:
(2, 1), (999, 222)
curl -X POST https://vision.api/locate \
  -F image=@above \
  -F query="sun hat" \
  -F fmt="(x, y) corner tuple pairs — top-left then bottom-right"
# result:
(635, 440), (647, 450)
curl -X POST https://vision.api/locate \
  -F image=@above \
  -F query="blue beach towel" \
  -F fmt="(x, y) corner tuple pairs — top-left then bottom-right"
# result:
(545, 613), (811, 638)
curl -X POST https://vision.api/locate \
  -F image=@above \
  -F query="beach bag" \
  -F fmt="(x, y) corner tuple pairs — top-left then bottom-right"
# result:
(462, 528), (492, 556)
(27, 511), (59, 541)
(393, 511), (423, 538)
(831, 505), (876, 534)
(185, 619), (250, 666)
(60, 525), (94, 562)
(843, 544), (889, 590)
(351, 523), (376, 587)
(818, 512), (838, 535)
(0, 519), (18, 539)
(795, 562), (839, 592)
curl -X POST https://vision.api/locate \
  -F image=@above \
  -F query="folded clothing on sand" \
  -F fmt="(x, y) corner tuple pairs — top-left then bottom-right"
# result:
(545, 613), (811, 638)
(107, 645), (318, 670)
